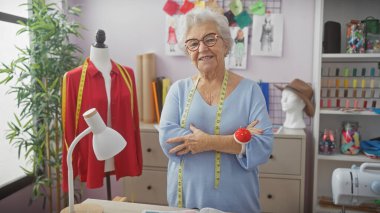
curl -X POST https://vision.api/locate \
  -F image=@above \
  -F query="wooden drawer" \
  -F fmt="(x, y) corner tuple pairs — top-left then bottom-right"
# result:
(260, 178), (300, 213)
(141, 132), (168, 168)
(260, 138), (302, 175)
(123, 169), (167, 205)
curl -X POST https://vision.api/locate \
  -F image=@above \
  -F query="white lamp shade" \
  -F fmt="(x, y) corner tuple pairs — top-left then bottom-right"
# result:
(83, 108), (127, 160)
(92, 127), (127, 160)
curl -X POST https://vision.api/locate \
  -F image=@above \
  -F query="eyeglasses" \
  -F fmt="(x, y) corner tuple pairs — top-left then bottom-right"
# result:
(185, 33), (221, 52)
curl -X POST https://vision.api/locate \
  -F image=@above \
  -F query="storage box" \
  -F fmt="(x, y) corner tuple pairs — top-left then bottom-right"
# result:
(346, 20), (366, 53)
(365, 32), (380, 53)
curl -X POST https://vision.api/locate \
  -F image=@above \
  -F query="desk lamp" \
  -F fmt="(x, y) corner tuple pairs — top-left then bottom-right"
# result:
(61, 108), (127, 213)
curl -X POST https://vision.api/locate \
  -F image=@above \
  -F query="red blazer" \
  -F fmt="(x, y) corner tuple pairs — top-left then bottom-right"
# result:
(62, 59), (142, 192)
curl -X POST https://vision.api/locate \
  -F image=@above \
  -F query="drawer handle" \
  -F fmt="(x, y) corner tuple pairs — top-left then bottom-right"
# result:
(267, 194), (273, 199)
(147, 185), (152, 190)
(269, 154), (273, 159)
(147, 148), (152, 152)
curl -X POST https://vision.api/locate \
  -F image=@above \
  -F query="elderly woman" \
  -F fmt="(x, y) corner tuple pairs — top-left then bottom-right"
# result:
(159, 8), (273, 213)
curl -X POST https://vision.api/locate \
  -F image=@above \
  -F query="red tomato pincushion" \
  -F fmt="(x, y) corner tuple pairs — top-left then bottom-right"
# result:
(234, 128), (251, 144)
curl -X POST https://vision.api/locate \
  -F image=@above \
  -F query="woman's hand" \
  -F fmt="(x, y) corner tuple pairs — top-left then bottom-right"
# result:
(246, 120), (263, 135)
(167, 124), (213, 156)
(167, 121), (263, 156)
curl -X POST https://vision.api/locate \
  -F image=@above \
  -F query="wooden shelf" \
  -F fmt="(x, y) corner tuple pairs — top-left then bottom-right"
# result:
(322, 53), (380, 62)
(320, 109), (378, 116)
(318, 153), (379, 163)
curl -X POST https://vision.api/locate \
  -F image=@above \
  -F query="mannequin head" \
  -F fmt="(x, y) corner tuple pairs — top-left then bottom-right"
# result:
(275, 78), (314, 129)
(281, 89), (305, 113)
(90, 29), (111, 74)
(281, 89), (306, 129)
(93, 29), (107, 48)
(275, 78), (315, 117)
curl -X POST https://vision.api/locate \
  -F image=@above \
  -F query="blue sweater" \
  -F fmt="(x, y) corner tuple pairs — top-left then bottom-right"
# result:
(159, 77), (273, 213)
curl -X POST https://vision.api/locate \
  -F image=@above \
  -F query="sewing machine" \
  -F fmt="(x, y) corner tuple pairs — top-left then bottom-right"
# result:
(332, 163), (380, 209)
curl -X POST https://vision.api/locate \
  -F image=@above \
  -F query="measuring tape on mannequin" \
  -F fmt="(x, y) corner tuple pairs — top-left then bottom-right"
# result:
(177, 71), (229, 207)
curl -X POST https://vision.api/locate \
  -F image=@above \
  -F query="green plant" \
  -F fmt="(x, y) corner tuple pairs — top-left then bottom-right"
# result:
(0, 0), (82, 212)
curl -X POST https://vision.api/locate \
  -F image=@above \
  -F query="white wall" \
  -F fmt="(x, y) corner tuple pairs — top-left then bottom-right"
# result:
(70, 0), (315, 83)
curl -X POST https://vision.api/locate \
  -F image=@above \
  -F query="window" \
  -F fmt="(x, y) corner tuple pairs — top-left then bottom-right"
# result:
(0, 0), (31, 199)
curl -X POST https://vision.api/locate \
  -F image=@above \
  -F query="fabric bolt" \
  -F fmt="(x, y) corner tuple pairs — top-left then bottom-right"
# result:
(159, 77), (273, 213)
(62, 59), (142, 192)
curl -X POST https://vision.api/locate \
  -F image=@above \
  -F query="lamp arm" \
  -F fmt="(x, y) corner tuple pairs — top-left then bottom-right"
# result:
(67, 127), (91, 213)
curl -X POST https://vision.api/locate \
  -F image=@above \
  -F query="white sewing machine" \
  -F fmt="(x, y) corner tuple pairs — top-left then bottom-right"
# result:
(332, 163), (380, 207)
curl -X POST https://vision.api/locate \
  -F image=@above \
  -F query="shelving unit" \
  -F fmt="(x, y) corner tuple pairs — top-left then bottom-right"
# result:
(322, 53), (380, 62)
(320, 109), (378, 115)
(318, 154), (379, 163)
(312, 0), (380, 212)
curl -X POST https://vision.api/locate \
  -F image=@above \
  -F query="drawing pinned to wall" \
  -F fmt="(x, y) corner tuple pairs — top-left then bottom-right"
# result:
(251, 13), (284, 57)
(165, 15), (185, 56)
(226, 27), (248, 70)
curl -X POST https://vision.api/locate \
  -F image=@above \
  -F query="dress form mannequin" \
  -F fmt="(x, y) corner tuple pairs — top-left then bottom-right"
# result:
(90, 29), (114, 173)
(281, 89), (306, 129)
(89, 30), (114, 200)
(62, 29), (143, 197)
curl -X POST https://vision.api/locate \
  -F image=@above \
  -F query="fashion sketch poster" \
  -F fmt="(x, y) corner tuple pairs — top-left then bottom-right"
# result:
(226, 27), (249, 70)
(251, 14), (284, 57)
(165, 15), (185, 56)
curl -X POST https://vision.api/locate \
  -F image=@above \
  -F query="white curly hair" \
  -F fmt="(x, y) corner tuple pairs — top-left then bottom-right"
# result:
(177, 8), (233, 55)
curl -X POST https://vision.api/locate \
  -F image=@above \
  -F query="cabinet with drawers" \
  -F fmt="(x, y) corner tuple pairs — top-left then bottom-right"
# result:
(259, 128), (306, 213)
(123, 124), (306, 211)
(122, 123), (168, 205)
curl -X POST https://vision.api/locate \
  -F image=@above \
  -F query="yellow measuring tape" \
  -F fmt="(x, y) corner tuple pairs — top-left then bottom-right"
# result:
(63, 58), (133, 150)
(116, 63), (134, 115)
(177, 71), (229, 207)
(74, 59), (89, 135)
(62, 72), (68, 150)
(214, 71), (228, 189)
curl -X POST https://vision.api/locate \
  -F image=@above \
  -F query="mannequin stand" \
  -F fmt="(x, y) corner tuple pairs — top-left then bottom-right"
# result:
(105, 172), (112, 200)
